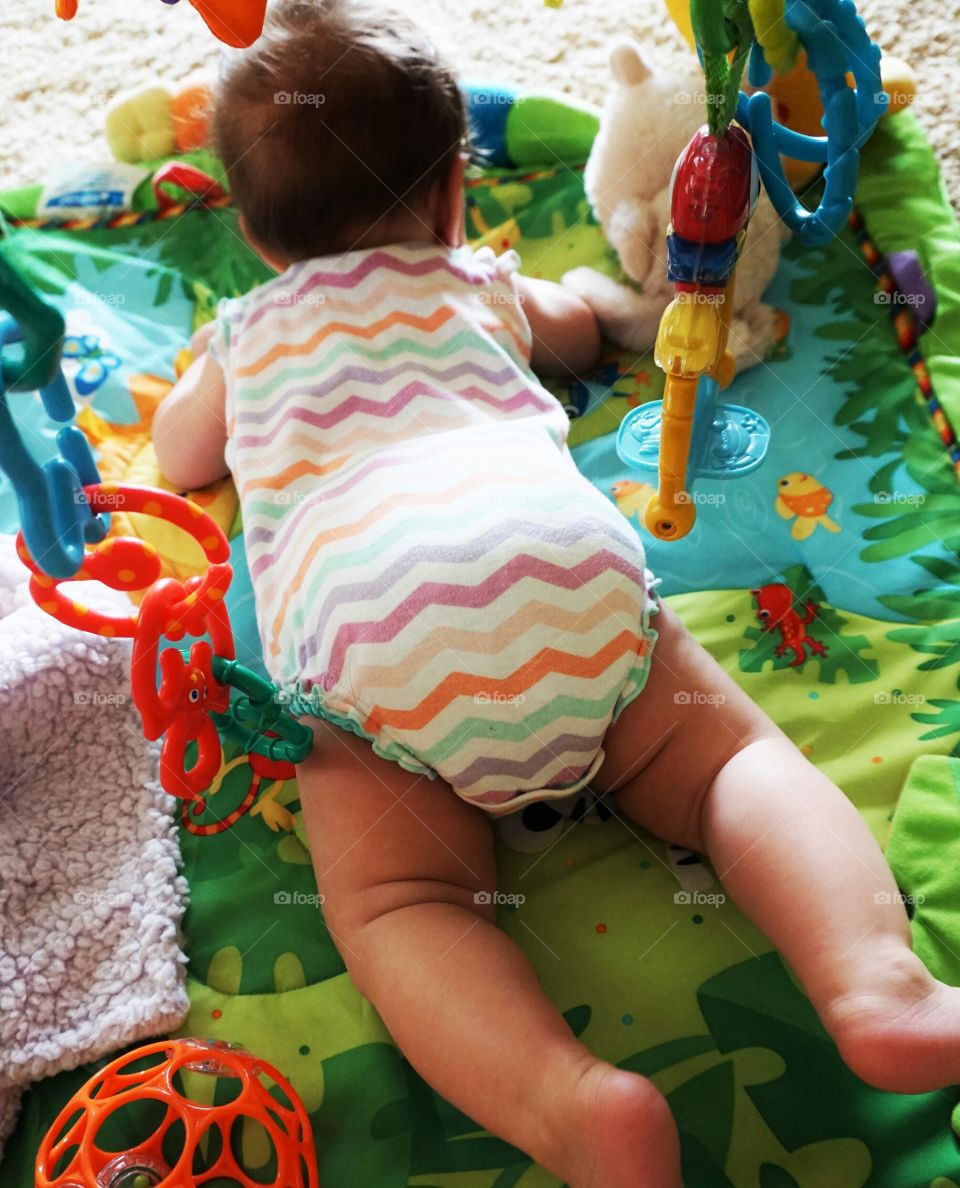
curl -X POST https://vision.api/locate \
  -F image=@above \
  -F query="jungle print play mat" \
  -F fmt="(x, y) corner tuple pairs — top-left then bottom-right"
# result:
(3, 89), (960, 1186)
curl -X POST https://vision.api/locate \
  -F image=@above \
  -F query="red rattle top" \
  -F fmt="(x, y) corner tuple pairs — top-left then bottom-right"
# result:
(670, 123), (755, 245)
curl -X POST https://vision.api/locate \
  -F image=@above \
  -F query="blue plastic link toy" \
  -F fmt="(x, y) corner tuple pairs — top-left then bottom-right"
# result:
(0, 252), (108, 579)
(737, 0), (885, 245)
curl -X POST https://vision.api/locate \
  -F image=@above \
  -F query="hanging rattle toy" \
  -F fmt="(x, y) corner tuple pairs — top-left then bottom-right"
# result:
(54, 0), (268, 48)
(614, 0), (885, 541)
(0, 242), (313, 806)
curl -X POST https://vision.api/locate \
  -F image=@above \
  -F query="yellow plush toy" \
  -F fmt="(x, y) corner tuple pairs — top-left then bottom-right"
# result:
(105, 74), (214, 164)
(662, 0), (916, 187)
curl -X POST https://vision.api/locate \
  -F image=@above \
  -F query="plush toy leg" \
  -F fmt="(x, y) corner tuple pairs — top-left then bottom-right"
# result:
(562, 266), (669, 352)
(727, 302), (779, 371)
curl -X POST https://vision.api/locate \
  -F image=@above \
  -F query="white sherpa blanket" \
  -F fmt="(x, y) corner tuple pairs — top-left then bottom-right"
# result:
(0, 534), (189, 1158)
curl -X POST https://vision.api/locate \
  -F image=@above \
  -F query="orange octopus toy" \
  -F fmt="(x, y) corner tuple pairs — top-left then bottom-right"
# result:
(55, 0), (268, 48)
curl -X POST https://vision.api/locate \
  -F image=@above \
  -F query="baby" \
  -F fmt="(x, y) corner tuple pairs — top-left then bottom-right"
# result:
(153, 2), (960, 1184)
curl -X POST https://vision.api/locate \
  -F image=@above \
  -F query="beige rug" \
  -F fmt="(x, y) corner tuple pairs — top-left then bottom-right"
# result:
(2, 0), (958, 213)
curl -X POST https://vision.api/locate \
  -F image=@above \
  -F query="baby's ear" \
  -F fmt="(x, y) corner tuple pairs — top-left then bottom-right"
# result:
(610, 41), (652, 87)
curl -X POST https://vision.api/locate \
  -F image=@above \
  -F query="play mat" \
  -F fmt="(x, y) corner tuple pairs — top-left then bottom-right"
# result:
(3, 86), (960, 1186)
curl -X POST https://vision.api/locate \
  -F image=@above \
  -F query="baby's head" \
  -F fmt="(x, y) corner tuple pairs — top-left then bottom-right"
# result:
(214, 0), (469, 267)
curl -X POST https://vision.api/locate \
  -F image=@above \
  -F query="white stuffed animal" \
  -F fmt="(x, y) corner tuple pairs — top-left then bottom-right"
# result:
(563, 43), (787, 372)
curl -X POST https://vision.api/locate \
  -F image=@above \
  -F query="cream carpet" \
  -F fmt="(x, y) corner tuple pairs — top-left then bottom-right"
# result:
(1, 0), (958, 213)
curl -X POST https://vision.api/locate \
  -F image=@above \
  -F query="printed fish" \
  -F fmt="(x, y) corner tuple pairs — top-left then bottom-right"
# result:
(775, 472), (841, 540)
(611, 479), (656, 521)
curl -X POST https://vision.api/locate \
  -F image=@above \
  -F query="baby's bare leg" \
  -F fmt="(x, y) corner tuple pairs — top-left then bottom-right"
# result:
(596, 604), (960, 1094)
(298, 719), (682, 1188)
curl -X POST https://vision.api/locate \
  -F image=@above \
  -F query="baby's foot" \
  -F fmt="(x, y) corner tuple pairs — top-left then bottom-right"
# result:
(823, 947), (960, 1093)
(546, 1059), (683, 1188)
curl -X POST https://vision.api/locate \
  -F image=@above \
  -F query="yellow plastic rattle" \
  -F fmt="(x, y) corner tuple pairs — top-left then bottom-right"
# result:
(641, 126), (752, 540)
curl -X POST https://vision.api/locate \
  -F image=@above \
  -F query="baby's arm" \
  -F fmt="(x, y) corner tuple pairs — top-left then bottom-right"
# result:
(152, 328), (229, 490)
(513, 273), (602, 377)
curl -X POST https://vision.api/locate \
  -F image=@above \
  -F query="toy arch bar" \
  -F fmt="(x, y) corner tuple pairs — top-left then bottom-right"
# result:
(736, 0), (886, 244)
(55, 0), (267, 48)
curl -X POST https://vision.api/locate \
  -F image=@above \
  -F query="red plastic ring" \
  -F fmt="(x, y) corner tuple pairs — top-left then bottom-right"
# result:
(18, 483), (230, 637)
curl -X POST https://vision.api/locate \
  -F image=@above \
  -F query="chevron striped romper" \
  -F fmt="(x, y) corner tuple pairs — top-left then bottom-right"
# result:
(210, 242), (659, 814)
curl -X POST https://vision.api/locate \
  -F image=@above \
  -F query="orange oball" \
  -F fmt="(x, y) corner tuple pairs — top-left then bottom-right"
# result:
(35, 1037), (319, 1188)
(171, 82), (214, 153)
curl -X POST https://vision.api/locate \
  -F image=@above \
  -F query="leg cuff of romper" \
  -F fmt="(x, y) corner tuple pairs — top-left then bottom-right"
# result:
(464, 747), (607, 818)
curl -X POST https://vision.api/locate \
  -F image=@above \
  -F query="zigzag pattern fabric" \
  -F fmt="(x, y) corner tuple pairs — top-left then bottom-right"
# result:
(212, 243), (658, 812)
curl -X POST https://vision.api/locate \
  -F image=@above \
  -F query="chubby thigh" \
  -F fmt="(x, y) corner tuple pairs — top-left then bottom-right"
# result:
(591, 602), (784, 852)
(297, 716), (500, 959)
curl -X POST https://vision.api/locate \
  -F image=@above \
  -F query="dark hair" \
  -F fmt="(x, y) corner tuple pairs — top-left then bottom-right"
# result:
(213, 0), (468, 261)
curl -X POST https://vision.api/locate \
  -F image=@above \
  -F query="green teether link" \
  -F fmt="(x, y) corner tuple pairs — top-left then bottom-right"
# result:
(691, 0), (737, 54)
(693, 0), (756, 136)
(209, 655), (314, 764)
(0, 247), (65, 392)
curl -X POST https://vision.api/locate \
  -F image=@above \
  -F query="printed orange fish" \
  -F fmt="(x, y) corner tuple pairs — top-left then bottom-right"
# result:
(611, 479), (656, 521)
(775, 472), (841, 540)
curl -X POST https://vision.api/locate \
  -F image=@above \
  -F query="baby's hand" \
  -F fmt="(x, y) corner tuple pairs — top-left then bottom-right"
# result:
(190, 320), (217, 357)
(514, 274), (603, 378)
(152, 334), (229, 491)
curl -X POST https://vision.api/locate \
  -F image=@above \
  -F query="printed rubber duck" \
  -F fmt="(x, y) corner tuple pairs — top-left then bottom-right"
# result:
(612, 479), (656, 521)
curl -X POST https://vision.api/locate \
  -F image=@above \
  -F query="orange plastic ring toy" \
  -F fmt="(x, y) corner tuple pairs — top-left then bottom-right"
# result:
(18, 484), (231, 637)
(131, 570), (235, 800)
(35, 1037), (319, 1187)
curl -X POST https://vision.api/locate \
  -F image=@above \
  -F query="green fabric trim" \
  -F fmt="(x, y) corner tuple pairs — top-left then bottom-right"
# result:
(856, 111), (960, 431)
(886, 755), (960, 984)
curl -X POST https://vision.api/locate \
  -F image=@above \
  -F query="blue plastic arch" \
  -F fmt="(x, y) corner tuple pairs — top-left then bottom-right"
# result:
(735, 0), (886, 245)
